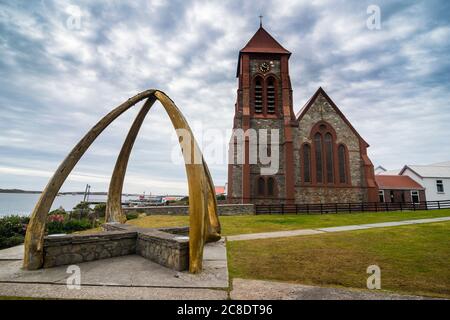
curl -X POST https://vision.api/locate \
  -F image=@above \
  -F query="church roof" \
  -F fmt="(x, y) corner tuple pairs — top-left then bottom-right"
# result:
(240, 26), (291, 55)
(296, 87), (370, 147)
(237, 26), (290, 77)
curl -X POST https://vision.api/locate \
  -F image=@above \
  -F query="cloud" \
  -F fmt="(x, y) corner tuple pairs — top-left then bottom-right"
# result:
(0, 0), (449, 193)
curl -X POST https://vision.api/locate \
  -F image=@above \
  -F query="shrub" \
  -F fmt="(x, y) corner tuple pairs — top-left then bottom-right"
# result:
(216, 194), (226, 201)
(126, 212), (139, 220)
(0, 215), (29, 249)
(46, 220), (65, 234)
(73, 201), (90, 210)
(46, 217), (92, 235)
(49, 206), (66, 216)
(94, 203), (106, 217)
(63, 219), (92, 232)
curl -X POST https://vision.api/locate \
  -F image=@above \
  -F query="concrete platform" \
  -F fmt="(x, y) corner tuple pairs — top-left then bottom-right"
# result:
(0, 240), (228, 299)
(0, 245), (23, 260)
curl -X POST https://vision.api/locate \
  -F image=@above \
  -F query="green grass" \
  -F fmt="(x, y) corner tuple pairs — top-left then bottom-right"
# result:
(227, 221), (450, 298)
(125, 209), (450, 235)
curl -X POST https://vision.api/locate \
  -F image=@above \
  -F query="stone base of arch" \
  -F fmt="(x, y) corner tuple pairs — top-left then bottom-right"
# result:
(43, 224), (190, 271)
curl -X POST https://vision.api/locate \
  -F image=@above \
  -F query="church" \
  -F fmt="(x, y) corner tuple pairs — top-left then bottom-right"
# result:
(227, 25), (379, 205)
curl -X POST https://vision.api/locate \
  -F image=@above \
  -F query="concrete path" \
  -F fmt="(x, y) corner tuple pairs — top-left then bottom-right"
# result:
(231, 279), (439, 300)
(227, 216), (450, 241)
(0, 244), (23, 260)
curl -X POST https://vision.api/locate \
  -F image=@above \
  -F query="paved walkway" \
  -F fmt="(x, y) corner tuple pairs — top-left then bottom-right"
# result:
(231, 279), (439, 300)
(227, 216), (450, 241)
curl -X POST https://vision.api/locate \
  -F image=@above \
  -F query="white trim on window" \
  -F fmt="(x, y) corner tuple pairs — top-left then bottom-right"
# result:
(436, 180), (445, 194)
(410, 190), (420, 203)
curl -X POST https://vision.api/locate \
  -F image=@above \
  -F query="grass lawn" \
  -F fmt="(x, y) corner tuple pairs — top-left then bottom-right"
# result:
(227, 221), (450, 298)
(125, 209), (450, 235)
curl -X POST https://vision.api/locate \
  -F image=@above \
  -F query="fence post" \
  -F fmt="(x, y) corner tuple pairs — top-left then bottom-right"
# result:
(400, 202), (402, 212)
(361, 202), (364, 212)
(375, 202), (378, 212)
(425, 201), (428, 210)
(295, 204), (298, 215)
(413, 202), (416, 211)
(348, 203), (351, 213)
(335, 203), (338, 214)
(281, 204), (284, 215)
(306, 203), (309, 214)
(320, 203), (323, 215)
(438, 201), (441, 210)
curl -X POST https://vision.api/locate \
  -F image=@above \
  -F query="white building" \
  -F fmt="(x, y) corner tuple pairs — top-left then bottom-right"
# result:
(375, 166), (401, 176)
(400, 161), (450, 202)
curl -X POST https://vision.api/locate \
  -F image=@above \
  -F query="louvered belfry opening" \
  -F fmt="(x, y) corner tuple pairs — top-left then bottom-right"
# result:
(267, 77), (275, 113)
(254, 78), (263, 113)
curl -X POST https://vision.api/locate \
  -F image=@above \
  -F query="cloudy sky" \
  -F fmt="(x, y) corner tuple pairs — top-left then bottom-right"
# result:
(1, 0), (449, 194)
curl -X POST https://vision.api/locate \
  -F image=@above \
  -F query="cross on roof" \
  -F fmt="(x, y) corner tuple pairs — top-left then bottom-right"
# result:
(259, 15), (263, 27)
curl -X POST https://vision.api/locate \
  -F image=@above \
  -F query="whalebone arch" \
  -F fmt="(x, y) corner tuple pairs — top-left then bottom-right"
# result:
(23, 89), (221, 274)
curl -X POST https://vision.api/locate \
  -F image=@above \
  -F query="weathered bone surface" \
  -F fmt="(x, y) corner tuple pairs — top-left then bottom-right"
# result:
(23, 90), (221, 274)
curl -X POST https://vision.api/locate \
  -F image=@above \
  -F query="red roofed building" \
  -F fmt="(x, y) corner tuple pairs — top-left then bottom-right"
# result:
(214, 186), (226, 195)
(375, 175), (425, 203)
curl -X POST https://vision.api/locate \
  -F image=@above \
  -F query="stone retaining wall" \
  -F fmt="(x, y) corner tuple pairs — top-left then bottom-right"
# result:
(123, 203), (255, 216)
(43, 230), (136, 268)
(42, 224), (190, 271)
(137, 230), (188, 271)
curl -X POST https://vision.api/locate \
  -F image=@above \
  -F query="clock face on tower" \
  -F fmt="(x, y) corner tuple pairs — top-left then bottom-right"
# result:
(259, 62), (270, 73)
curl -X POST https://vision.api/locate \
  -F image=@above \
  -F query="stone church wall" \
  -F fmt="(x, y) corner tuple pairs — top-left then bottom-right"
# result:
(294, 92), (368, 203)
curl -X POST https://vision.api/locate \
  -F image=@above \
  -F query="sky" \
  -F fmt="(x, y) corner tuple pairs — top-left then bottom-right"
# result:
(0, 0), (449, 195)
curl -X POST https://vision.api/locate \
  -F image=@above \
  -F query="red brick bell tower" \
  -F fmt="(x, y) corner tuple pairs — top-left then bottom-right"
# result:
(227, 23), (297, 204)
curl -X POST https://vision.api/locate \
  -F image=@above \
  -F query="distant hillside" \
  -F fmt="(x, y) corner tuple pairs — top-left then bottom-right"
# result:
(0, 189), (140, 196)
(0, 189), (42, 194)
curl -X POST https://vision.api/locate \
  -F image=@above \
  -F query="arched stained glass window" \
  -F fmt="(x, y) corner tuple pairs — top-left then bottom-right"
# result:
(314, 133), (323, 183)
(258, 177), (265, 195)
(338, 145), (347, 184)
(267, 177), (275, 196)
(303, 144), (311, 183)
(325, 133), (334, 183)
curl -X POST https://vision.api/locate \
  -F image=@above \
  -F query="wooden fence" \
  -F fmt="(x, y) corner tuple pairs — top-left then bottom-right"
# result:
(255, 200), (450, 215)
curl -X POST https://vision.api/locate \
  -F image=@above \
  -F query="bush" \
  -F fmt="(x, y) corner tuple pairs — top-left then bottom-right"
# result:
(0, 213), (94, 249)
(46, 217), (92, 235)
(46, 220), (65, 234)
(126, 212), (139, 220)
(216, 194), (226, 201)
(73, 201), (89, 211)
(63, 219), (92, 233)
(49, 206), (66, 216)
(94, 203), (106, 217)
(0, 215), (29, 249)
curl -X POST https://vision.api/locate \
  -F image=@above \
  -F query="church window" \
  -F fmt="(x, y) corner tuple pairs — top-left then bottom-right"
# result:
(325, 133), (334, 183)
(254, 78), (263, 113)
(266, 77), (276, 113)
(338, 144), (347, 184)
(267, 177), (275, 196)
(302, 144), (311, 183)
(258, 177), (265, 196)
(314, 133), (323, 183)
